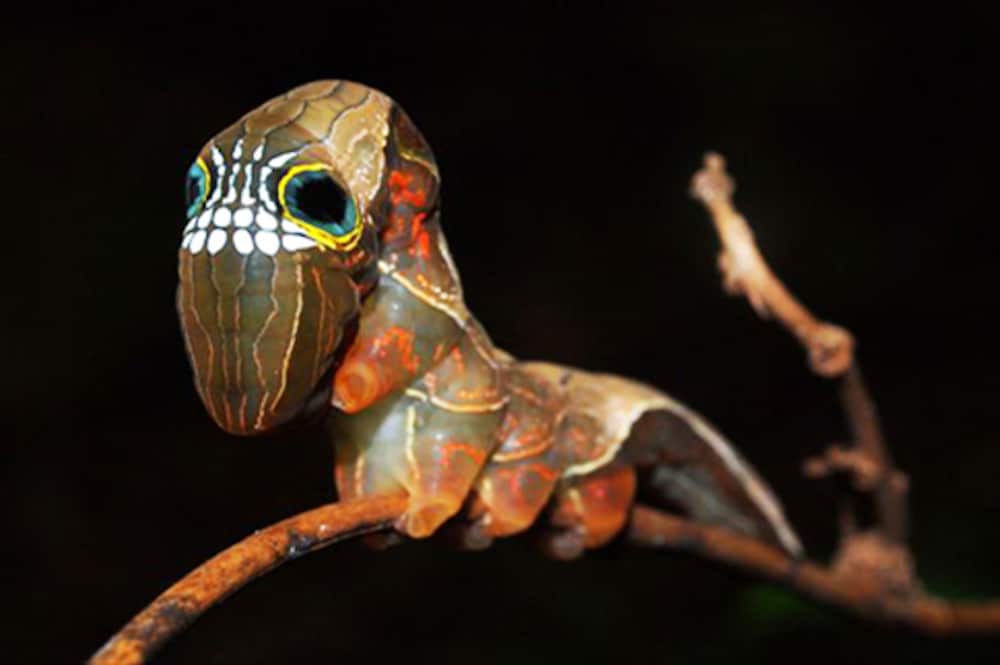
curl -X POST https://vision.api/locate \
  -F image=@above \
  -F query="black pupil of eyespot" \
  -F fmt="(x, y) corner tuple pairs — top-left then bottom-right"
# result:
(294, 174), (347, 223)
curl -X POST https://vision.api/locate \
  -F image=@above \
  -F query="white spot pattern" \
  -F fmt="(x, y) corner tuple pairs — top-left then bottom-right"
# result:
(205, 145), (225, 208)
(255, 210), (278, 230)
(213, 207), (232, 227)
(180, 142), (325, 256)
(282, 234), (317, 251)
(189, 229), (207, 253)
(233, 208), (254, 227)
(222, 167), (238, 204)
(240, 163), (255, 207)
(257, 166), (277, 212)
(233, 229), (254, 255)
(210, 145), (225, 166)
(281, 220), (306, 235)
(267, 151), (297, 168)
(255, 230), (280, 256)
(207, 228), (227, 255)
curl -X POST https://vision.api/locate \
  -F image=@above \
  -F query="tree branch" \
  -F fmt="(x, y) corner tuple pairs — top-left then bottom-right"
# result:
(689, 152), (854, 378)
(686, 150), (1000, 630)
(89, 494), (408, 665)
(690, 151), (909, 545)
(629, 504), (1000, 635)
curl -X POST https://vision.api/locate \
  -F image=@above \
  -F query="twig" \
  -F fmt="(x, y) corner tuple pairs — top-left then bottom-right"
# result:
(690, 152), (909, 545)
(628, 504), (1000, 635)
(89, 494), (408, 665)
(689, 152), (854, 378)
(837, 364), (908, 543)
(686, 151), (1000, 629)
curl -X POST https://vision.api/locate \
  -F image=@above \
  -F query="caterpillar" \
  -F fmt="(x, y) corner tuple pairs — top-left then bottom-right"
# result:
(176, 79), (801, 560)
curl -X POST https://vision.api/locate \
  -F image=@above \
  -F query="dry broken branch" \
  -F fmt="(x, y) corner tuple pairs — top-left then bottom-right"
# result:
(691, 151), (908, 542)
(688, 150), (998, 631)
(690, 152), (855, 378)
(89, 494), (408, 665)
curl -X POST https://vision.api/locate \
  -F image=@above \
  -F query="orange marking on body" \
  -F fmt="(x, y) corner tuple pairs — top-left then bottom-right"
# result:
(517, 426), (547, 447)
(332, 358), (379, 413)
(496, 411), (520, 441)
(384, 211), (408, 243)
(493, 431), (554, 463)
(389, 170), (428, 208)
(432, 342), (447, 363)
(437, 441), (488, 469)
(388, 170), (411, 205)
(388, 171), (431, 256)
(408, 213), (431, 259)
(507, 383), (546, 407)
(344, 249), (368, 269)
(370, 326), (421, 373)
(490, 463), (558, 514)
(449, 345), (466, 375)
(586, 481), (610, 502)
(334, 326), (422, 412)
(522, 462), (559, 483)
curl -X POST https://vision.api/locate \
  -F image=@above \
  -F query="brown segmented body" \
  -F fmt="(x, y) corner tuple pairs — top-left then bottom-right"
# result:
(177, 80), (803, 556)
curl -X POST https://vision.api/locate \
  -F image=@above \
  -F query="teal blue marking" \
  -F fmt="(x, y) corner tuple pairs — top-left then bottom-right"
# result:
(186, 162), (208, 218)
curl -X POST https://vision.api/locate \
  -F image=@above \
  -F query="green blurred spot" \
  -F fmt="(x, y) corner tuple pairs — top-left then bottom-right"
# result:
(921, 576), (995, 603)
(728, 585), (838, 634)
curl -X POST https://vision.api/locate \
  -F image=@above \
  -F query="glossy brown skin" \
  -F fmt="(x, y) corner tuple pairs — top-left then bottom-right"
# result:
(177, 80), (802, 555)
(178, 245), (361, 434)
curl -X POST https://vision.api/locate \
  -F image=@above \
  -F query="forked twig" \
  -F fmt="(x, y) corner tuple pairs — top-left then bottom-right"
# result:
(691, 152), (907, 545)
(89, 494), (408, 665)
(686, 150), (999, 631)
(691, 152), (908, 544)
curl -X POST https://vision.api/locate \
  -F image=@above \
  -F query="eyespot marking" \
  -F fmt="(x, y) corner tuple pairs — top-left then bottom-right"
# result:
(277, 163), (362, 252)
(185, 157), (211, 219)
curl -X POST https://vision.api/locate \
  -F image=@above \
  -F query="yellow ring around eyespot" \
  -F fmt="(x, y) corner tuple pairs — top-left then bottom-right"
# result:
(277, 162), (363, 252)
(195, 156), (211, 208)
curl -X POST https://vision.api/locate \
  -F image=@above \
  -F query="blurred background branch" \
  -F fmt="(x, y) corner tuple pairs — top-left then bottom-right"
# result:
(687, 152), (999, 632)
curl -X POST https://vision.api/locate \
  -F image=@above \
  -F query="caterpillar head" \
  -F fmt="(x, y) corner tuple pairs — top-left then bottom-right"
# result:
(177, 80), (437, 435)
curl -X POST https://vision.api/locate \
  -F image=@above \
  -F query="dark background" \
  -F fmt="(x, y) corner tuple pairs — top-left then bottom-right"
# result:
(5, 4), (999, 663)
